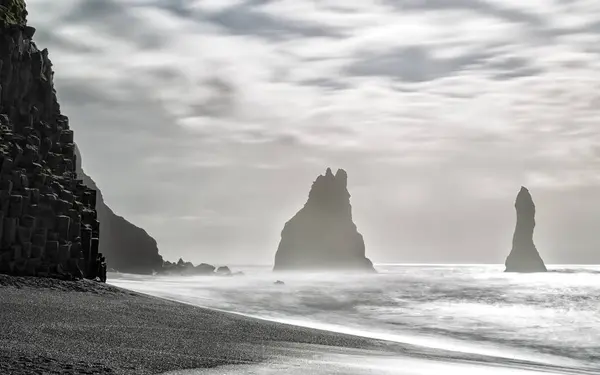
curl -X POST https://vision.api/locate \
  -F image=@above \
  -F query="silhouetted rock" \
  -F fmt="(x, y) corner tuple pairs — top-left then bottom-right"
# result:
(0, 5), (104, 281)
(75, 146), (163, 275)
(97, 254), (107, 282)
(157, 259), (237, 276)
(273, 168), (375, 272)
(161, 259), (194, 275)
(505, 187), (547, 272)
(274, 280), (285, 285)
(196, 263), (216, 274)
(216, 266), (231, 276)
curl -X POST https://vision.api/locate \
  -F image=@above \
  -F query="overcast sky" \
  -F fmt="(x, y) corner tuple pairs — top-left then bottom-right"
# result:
(26, 0), (600, 265)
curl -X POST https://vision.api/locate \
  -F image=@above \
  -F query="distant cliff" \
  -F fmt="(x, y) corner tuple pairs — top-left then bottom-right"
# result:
(75, 146), (163, 274)
(273, 168), (375, 272)
(505, 186), (547, 272)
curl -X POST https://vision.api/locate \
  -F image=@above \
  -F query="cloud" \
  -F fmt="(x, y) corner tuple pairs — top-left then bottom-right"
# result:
(25, 0), (600, 264)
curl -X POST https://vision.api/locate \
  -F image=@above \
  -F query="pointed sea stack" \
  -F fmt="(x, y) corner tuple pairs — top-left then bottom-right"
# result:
(273, 168), (375, 272)
(505, 186), (547, 272)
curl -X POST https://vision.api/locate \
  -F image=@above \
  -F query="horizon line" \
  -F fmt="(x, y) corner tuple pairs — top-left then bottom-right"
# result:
(199, 263), (600, 267)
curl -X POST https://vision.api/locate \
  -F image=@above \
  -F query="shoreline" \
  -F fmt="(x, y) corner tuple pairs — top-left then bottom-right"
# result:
(1, 275), (596, 375)
(0, 274), (409, 375)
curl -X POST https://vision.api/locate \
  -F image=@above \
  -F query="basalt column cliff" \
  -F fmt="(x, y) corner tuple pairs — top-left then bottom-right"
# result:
(0, 2), (106, 280)
(274, 168), (375, 272)
(505, 186), (547, 272)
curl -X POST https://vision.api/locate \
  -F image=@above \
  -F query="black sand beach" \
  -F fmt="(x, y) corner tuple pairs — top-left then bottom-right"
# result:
(2, 275), (597, 375)
(0, 275), (406, 374)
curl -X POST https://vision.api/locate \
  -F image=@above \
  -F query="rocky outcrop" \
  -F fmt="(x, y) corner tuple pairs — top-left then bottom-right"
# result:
(75, 146), (163, 274)
(0, 5), (106, 280)
(160, 259), (214, 275)
(159, 259), (240, 276)
(273, 168), (375, 272)
(216, 266), (231, 275)
(505, 186), (547, 272)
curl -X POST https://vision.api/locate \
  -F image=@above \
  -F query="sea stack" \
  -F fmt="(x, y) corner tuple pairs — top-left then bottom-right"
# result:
(505, 186), (547, 272)
(273, 168), (375, 272)
(0, 4), (106, 280)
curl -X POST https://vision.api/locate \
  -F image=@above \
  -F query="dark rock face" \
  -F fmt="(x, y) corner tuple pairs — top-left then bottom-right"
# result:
(273, 168), (375, 272)
(505, 186), (547, 272)
(196, 263), (216, 274)
(160, 260), (231, 276)
(0, 1), (27, 28)
(75, 146), (163, 274)
(216, 266), (231, 276)
(0, 13), (105, 281)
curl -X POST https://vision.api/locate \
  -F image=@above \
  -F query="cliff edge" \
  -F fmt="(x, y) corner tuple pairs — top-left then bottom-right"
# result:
(505, 186), (547, 272)
(273, 168), (375, 272)
(0, 2), (105, 280)
(75, 146), (163, 274)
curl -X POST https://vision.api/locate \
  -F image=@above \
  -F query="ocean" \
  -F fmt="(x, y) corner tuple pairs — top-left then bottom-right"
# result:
(108, 265), (600, 374)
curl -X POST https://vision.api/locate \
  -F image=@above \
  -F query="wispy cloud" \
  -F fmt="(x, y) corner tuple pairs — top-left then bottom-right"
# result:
(26, 0), (600, 264)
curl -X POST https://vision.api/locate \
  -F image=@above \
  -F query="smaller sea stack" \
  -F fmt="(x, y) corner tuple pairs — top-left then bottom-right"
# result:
(505, 186), (547, 272)
(273, 168), (375, 272)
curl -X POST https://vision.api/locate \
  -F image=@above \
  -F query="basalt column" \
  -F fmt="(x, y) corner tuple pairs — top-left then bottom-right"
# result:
(0, 2), (106, 280)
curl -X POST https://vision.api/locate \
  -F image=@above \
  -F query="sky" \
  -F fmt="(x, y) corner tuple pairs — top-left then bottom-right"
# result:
(25, 0), (600, 265)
